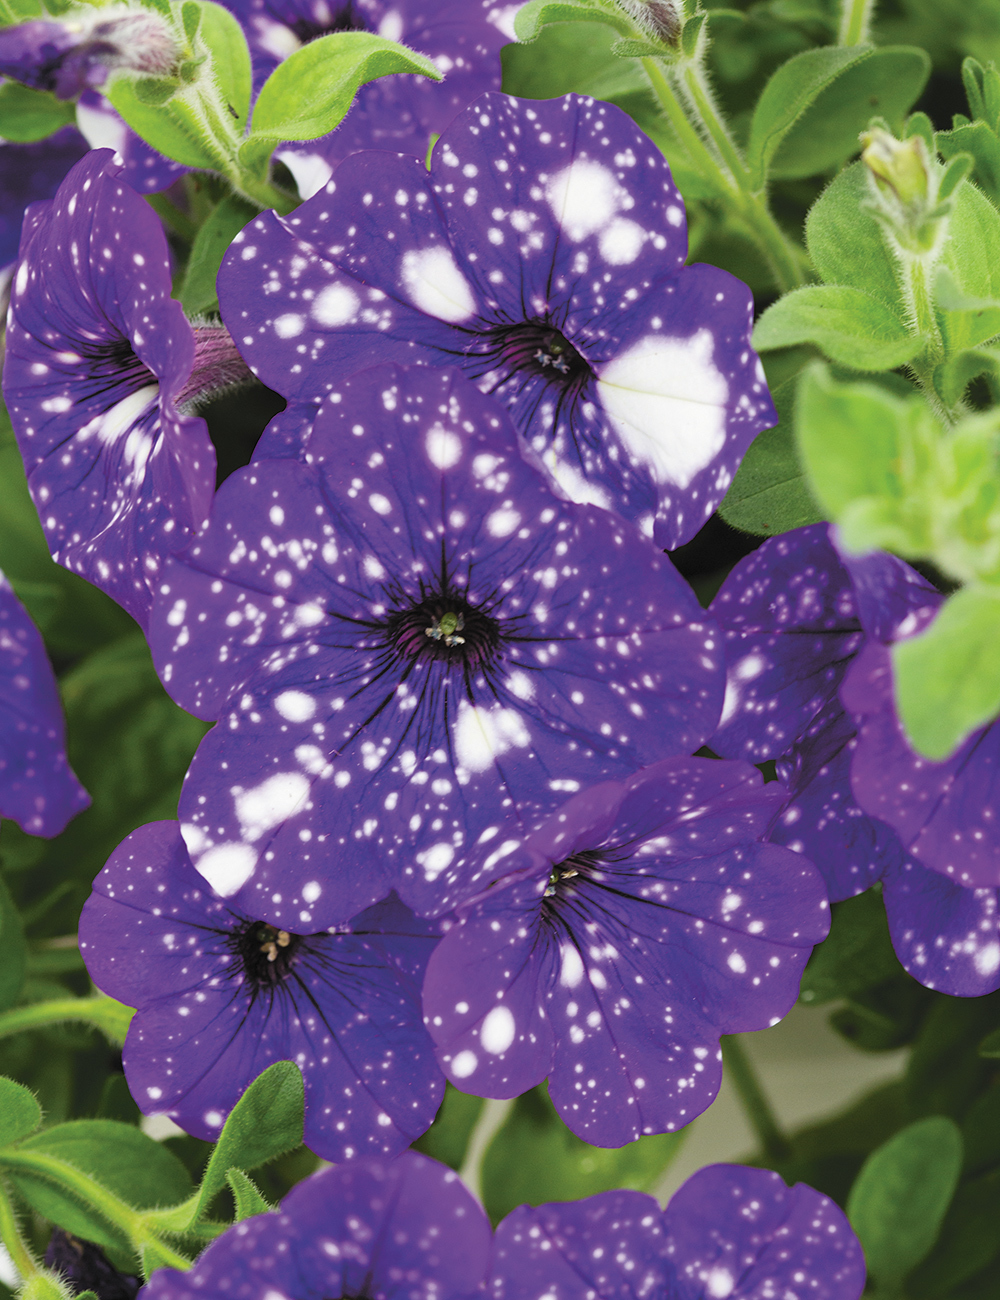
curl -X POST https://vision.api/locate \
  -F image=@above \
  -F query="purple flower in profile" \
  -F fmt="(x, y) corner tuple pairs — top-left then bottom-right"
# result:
(0, 9), (178, 99)
(3, 149), (216, 630)
(149, 363), (724, 929)
(422, 758), (827, 1146)
(218, 92), (774, 548)
(708, 525), (938, 902)
(227, 0), (509, 196)
(0, 570), (88, 836)
(0, 129), (90, 271)
(490, 1164), (865, 1300)
(80, 821), (444, 1160)
(143, 1151), (491, 1300)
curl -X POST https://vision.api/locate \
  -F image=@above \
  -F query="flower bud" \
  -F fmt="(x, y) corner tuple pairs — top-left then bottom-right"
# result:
(861, 126), (930, 205)
(0, 6), (180, 100)
(615, 0), (683, 44)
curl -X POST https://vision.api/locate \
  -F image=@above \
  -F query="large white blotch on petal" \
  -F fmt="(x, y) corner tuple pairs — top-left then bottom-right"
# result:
(90, 384), (158, 446)
(546, 160), (619, 240)
(312, 283), (360, 327)
(274, 149), (333, 201)
(453, 702), (531, 774)
(480, 1005), (516, 1055)
(235, 771), (310, 842)
(193, 842), (258, 897)
(597, 330), (729, 488)
(400, 247), (477, 323)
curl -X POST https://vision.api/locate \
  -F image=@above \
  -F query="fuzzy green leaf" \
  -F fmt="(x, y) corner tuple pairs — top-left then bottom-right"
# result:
(768, 47), (930, 181)
(752, 285), (920, 370)
(513, 0), (633, 43)
(848, 1117), (963, 1290)
(226, 1168), (273, 1220)
(893, 585), (1000, 759)
(192, 1061), (304, 1222)
(806, 162), (904, 315)
(939, 121), (1000, 207)
(241, 32), (440, 180)
(746, 45), (870, 187)
(197, 0), (252, 131)
(938, 179), (1000, 350)
(0, 874), (26, 1013)
(0, 1077), (41, 1147)
(108, 78), (220, 170)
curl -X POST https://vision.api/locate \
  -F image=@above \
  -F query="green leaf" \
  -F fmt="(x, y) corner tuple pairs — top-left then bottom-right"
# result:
(752, 285), (920, 370)
(906, 994), (1000, 1122)
(718, 374), (824, 536)
(0, 82), (75, 142)
(939, 121), (1000, 208)
(939, 179), (1000, 350)
(806, 162), (905, 315)
(108, 78), (221, 171)
(140, 1241), (186, 1282)
(893, 584), (1000, 759)
(241, 32), (441, 181)
(769, 47), (930, 181)
(847, 1117), (963, 1290)
(934, 345), (1000, 408)
(909, 1164), (1000, 1296)
(795, 362), (909, 520)
(0, 1077), (41, 1147)
(0, 873), (26, 1014)
(4, 1120), (193, 1268)
(226, 1168), (273, 1220)
(480, 1085), (685, 1226)
(197, 0), (252, 131)
(979, 1027), (1000, 1058)
(193, 1061), (304, 1221)
(179, 194), (258, 315)
(0, 0), (42, 25)
(799, 889), (903, 1006)
(513, 0), (634, 44)
(746, 46), (870, 186)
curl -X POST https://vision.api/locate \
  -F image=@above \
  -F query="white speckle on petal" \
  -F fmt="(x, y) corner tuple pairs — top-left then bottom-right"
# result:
(481, 1005), (516, 1055)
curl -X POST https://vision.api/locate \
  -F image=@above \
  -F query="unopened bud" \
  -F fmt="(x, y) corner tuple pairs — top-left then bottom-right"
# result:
(615, 0), (683, 44)
(861, 127), (930, 206)
(0, 6), (180, 100)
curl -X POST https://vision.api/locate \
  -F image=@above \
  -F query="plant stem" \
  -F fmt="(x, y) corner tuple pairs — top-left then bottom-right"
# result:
(0, 998), (133, 1046)
(838, 0), (877, 45)
(146, 194), (199, 244)
(0, 1178), (38, 1281)
(0, 1153), (190, 1272)
(721, 1035), (790, 1162)
(640, 57), (807, 292)
(457, 1098), (513, 1203)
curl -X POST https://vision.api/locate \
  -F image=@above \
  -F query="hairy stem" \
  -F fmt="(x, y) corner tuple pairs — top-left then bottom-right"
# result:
(838, 0), (877, 45)
(0, 998), (133, 1046)
(721, 1035), (790, 1162)
(0, 1178), (38, 1281)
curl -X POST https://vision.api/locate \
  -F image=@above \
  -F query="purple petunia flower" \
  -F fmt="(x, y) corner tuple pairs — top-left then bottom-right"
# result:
(706, 527), (1000, 997)
(0, 10), (178, 100)
(708, 525), (938, 902)
(490, 1163), (865, 1300)
(218, 92), (775, 548)
(0, 570), (89, 836)
(143, 1152), (490, 1300)
(79, 821), (444, 1159)
(2, 149), (217, 630)
(0, 129), (90, 273)
(227, 0), (510, 197)
(422, 757), (827, 1146)
(149, 363), (724, 930)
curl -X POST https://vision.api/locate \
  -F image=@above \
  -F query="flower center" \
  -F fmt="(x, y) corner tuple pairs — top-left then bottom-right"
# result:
(472, 320), (593, 393)
(543, 851), (603, 901)
(385, 595), (501, 669)
(287, 2), (367, 43)
(234, 921), (302, 986)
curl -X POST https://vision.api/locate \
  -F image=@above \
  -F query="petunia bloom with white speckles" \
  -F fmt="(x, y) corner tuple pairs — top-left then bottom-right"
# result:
(149, 364), (724, 928)
(709, 526), (1000, 998)
(141, 1151), (491, 1300)
(0, 570), (89, 836)
(2, 149), (216, 630)
(227, 0), (510, 197)
(422, 757), (828, 1146)
(217, 92), (775, 548)
(79, 821), (444, 1161)
(489, 1163), (865, 1300)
